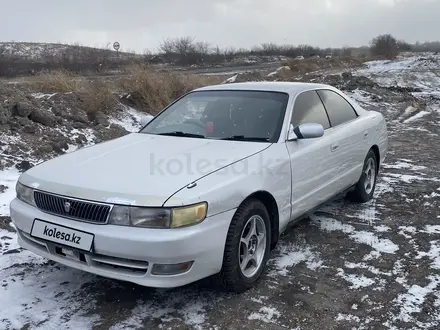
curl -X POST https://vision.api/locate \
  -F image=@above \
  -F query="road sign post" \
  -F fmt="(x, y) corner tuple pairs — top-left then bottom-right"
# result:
(113, 42), (120, 71)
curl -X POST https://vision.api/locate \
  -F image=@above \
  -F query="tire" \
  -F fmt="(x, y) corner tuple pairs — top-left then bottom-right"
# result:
(347, 149), (378, 203)
(218, 199), (271, 293)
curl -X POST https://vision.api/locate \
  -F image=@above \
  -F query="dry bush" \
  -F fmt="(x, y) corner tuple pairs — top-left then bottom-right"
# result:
(25, 70), (118, 119)
(27, 70), (81, 93)
(118, 65), (221, 114)
(81, 79), (119, 119)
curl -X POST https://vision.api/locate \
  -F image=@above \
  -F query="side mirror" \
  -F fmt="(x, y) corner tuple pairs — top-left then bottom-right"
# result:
(287, 123), (324, 141)
(140, 114), (154, 126)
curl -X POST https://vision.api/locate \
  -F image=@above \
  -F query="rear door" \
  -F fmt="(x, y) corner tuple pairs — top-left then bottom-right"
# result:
(286, 90), (340, 221)
(316, 89), (367, 189)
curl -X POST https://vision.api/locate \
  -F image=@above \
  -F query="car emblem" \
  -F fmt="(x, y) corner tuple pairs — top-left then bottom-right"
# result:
(64, 201), (71, 213)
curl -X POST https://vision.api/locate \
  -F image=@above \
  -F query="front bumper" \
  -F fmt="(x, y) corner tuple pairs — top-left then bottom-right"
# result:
(10, 198), (234, 288)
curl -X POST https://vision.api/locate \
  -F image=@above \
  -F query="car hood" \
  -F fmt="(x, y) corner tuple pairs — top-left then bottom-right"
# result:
(20, 133), (270, 206)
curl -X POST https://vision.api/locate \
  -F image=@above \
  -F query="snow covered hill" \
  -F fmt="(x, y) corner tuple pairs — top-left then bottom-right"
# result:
(0, 42), (140, 61)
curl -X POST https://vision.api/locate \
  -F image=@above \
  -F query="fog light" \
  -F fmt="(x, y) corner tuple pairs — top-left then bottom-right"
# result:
(151, 261), (194, 275)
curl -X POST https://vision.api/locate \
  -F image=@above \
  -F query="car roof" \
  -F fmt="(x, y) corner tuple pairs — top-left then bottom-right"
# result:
(193, 81), (334, 96)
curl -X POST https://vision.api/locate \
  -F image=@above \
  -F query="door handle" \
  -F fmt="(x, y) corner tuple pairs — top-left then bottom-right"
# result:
(364, 130), (369, 138)
(331, 143), (339, 152)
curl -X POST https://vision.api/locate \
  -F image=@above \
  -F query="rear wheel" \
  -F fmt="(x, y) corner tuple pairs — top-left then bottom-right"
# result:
(219, 199), (271, 293)
(347, 149), (378, 203)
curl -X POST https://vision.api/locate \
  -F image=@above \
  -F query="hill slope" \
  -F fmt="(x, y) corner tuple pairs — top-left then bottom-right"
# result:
(0, 41), (139, 61)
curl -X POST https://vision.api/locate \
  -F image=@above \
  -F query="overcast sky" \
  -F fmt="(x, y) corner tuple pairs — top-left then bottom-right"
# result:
(0, 0), (437, 53)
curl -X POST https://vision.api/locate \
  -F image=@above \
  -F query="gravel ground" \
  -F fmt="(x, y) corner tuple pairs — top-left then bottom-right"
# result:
(1, 55), (439, 330)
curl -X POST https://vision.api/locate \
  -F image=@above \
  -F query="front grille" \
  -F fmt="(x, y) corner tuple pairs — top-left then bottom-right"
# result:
(34, 191), (111, 224)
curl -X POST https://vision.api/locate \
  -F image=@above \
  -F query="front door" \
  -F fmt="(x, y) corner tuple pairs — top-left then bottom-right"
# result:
(286, 90), (340, 221)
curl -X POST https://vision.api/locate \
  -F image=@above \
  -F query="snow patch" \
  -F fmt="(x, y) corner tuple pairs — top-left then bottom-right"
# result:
(248, 306), (281, 323)
(0, 264), (100, 330)
(398, 226), (417, 239)
(336, 313), (361, 323)
(270, 244), (323, 276)
(423, 225), (440, 234)
(108, 290), (221, 330)
(108, 105), (145, 133)
(351, 231), (399, 254)
(250, 296), (269, 304)
(224, 74), (238, 83)
(349, 89), (375, 104)
(424, 192), (440, 198)
(267, 65), (291, 77)
(392, 275), (440, 324)
(404, 110), (430, 123)
(0, 228), (47, 269)
(415, 241), (440, 270)
(375, 225), (391, 232)
(313, 216), (399, 254)
(31, 92), (57, 99)
(0, 167), (20, 216)
(345, 261), (392, 277)
(337, 268), (376, 289)
(360, 55), (440, 74)
(382, 160), (426, 171)
(385, 173), (440, 184)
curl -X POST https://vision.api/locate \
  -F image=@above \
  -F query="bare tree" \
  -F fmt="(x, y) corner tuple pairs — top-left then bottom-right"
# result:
(370, 34), (399, 59)
(260, 43), (280, 55)
(397, 40), (412, 52)
(412, 41), (440, 53)
(173, 36), (196, 54)
(341, 47), (352, 57)
(158, 38), (175, 54)
(194, 41), (210, 55)
(159, 36), (196, 55)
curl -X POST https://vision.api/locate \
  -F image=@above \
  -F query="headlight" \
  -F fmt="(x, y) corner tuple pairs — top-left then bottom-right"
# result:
(171, 203), (207, 228)
(108, 202), (207, 229)
(16, 182), (36, 206)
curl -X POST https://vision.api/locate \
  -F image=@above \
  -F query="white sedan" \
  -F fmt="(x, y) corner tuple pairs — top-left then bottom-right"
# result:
(10, 82), (388, 293)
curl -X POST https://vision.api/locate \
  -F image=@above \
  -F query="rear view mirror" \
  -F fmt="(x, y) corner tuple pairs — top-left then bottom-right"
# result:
(288, 123), (324, 141)
(140, 115), (154, 126)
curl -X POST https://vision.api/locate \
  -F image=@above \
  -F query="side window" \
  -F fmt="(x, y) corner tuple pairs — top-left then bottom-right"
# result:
(291, 91), (330, 129)
(317, 90), (357, 127)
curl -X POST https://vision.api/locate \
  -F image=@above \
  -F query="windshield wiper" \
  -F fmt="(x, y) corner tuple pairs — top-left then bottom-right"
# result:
(157, 131), (205, 138)
(220, 135), (270, 142)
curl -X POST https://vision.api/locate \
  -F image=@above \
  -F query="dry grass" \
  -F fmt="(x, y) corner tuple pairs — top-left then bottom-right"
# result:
(27, 70), (82, 93)
(21, 66), (222, 116)
(281, 56), (378, 75)
(117, 65), (222, 115)
(26, 71), (119, 117)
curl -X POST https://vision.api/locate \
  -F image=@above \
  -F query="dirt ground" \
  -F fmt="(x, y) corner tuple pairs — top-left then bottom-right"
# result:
(1, 56), (440, 330)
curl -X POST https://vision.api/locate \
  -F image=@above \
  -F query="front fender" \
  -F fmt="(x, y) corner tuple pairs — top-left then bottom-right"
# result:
(162, 144), (292, 227)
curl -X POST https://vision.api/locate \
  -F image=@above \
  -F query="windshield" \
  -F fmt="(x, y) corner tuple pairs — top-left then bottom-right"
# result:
(139, 90), (289, 142)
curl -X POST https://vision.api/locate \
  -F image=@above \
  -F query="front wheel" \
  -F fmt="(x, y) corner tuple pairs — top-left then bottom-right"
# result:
(219, 199), (271, 293)
(347, 149), (378, 203)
